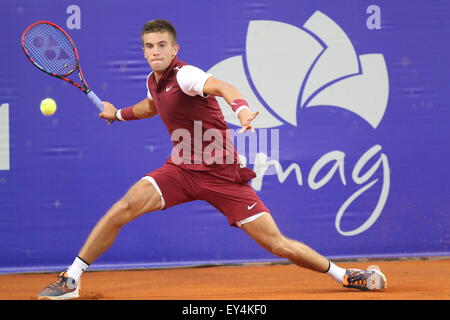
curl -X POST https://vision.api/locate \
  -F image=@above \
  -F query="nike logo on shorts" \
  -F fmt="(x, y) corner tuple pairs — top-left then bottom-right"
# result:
(166, 86), (173, 92)
(248, 202), (257, 210)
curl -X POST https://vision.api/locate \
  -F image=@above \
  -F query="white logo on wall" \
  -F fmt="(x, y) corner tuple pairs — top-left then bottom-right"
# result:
(208, 11), (390, 236)
(0, 103), (10, 171)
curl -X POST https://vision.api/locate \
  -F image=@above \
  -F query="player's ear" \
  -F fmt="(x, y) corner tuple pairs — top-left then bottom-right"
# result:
(172, 43), (179, 57)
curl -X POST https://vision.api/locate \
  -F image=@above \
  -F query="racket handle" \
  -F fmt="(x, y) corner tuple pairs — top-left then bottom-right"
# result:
(87, 91), (104, 112)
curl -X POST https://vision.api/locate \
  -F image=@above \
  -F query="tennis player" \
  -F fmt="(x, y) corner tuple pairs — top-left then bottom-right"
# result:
(38, 20), (387, 300)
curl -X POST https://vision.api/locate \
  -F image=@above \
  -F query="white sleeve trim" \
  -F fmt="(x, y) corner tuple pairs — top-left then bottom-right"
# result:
(146, 72), (153, 101)
(176, 65), (212, 97)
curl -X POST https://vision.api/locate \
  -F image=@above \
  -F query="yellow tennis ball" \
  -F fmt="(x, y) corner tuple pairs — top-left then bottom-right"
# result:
(40, 98), (57, 116)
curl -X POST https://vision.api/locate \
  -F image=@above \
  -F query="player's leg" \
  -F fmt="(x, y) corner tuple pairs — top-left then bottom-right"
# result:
(240, 212), (331, 272)
(203, 165), (387, 291)
(201, 167), (344, 278)
(77, 177), (162, 264)
(37, 163), (195, 300)
(240, 212), (387, 291)
(37, 177), (162, 300)
(201, 168), (334, 274)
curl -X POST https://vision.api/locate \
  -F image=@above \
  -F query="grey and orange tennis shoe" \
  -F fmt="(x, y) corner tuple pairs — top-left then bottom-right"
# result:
(343, 267), (387, 291)
(37, 271), (79, 300)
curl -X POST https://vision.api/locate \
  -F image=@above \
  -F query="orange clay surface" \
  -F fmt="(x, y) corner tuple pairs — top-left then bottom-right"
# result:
(0, 258), (449, 300)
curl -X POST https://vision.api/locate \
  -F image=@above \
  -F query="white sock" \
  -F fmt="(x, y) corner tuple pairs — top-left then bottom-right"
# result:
(326, 261), (347, 284)
(66, 256), (89, 282)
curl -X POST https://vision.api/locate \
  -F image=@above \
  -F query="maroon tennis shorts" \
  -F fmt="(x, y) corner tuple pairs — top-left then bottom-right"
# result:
(143, 163), (270, 227)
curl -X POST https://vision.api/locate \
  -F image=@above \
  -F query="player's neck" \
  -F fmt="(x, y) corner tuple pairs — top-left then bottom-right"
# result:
(154, 71), (163, 83)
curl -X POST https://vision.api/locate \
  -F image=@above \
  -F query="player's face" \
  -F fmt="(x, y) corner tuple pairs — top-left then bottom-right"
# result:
(142, 32), (179, 72)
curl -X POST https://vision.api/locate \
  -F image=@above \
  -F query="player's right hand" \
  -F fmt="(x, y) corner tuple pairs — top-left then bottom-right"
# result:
(98, 101), (117, 125)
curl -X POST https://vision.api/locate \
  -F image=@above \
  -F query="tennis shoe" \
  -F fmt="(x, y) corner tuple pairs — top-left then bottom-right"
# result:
(343, 267), (387, 291)
(37, 271), (79, 300)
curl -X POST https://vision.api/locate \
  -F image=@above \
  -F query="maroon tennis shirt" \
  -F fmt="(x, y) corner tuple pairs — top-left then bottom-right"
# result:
(147, 56), (240, 171)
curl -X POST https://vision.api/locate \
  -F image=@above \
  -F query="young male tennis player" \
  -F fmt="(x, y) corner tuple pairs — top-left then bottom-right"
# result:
(38, 20), (387, 300)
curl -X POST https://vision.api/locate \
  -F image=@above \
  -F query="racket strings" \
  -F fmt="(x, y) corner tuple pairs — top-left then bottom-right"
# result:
(23, 23), (77, 76)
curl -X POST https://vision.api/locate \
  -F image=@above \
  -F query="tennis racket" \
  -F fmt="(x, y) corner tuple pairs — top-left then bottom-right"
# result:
(21, 21), (105, 114)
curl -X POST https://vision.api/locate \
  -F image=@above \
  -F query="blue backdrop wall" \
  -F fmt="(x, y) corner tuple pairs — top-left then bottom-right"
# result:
(0, 0), (449, 273)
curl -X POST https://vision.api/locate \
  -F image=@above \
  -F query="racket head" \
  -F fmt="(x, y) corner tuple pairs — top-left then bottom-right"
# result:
(22, 21), (78, 77)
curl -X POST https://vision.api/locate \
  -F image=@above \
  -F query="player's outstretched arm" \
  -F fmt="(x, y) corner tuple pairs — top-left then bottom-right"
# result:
(98, 98), (157, 124)
(203, 77), (259, 133)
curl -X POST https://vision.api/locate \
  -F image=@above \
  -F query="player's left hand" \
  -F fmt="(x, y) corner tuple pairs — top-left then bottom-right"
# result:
(238, 109), (259, 133)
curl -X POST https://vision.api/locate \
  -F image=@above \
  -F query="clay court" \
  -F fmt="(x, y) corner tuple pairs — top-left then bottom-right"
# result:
(1, 257), (448, 300)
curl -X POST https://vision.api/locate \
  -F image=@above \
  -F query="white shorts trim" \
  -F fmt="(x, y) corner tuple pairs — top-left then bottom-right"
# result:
(141, 176), (165, 210)
(236, 212), (267, 228)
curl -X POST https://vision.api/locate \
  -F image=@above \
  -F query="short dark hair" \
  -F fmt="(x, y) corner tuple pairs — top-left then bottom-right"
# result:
(141, 19), (177, 43)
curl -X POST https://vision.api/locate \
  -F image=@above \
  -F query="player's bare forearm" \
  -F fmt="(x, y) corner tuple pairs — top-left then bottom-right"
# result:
(99, 98), (157, 123)
(131, 98), (158, 119)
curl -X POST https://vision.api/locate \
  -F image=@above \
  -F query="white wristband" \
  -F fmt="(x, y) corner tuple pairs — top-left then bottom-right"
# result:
(235, 105), (250, 118)
(115, 109), (125, 121)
